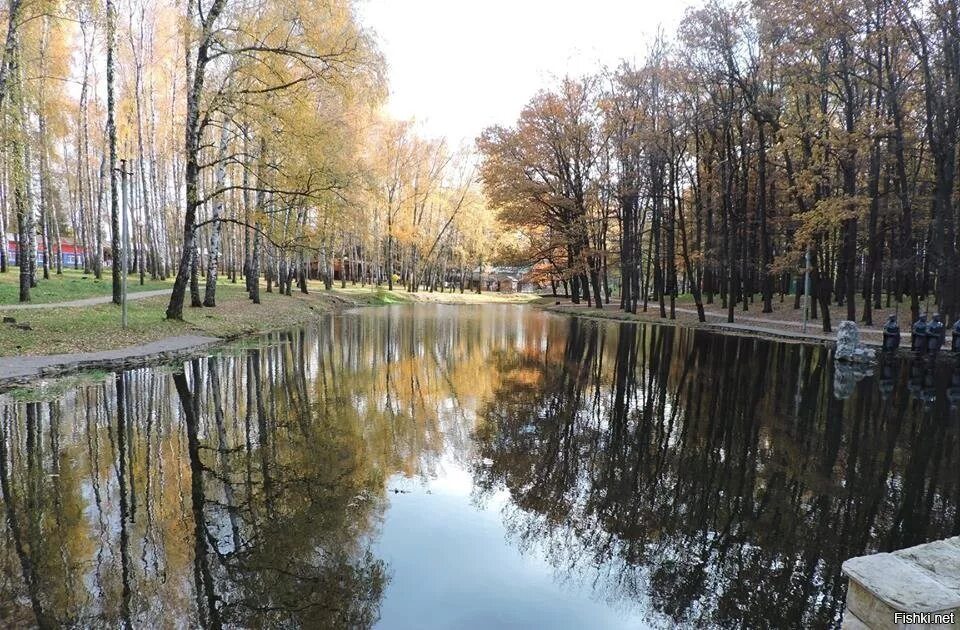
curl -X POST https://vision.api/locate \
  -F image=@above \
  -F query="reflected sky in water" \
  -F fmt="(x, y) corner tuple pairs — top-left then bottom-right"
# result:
(0, 304), (958, 629)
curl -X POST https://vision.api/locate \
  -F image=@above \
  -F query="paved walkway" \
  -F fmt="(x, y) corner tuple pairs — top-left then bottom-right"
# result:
(711, 322), (841, 344)
(552, 302), (956, 347)
(679, 306), (957, 345)
(672, 306), (888, 333)
(0, 334), (220, 388)
(0, 289), (169, 310)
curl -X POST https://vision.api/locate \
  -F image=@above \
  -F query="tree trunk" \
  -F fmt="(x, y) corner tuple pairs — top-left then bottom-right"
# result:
(190, 237), (202, 307)
(164, 0), (227, 320)
(107, 0), (121, 304)
(203, 121), (229, 307)
(9, 46), (29, 301)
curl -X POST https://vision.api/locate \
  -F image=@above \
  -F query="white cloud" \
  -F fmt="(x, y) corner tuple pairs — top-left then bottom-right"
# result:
(358, 0), (693, 146)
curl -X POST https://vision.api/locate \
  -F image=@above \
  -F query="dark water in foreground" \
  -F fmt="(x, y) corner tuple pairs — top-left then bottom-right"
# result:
(0, 304), (958, 628)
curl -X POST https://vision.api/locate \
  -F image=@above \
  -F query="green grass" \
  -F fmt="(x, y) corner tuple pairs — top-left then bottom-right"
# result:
(372, 286), (411, 304)
(0, 266), (173, 305)
(330, 285), (412, 305)
(331, 284), (538, 305)
(0, 281), (304, 355)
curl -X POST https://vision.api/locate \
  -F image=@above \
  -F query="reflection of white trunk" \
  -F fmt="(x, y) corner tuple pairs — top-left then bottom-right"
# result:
(204, 119), (229, 306)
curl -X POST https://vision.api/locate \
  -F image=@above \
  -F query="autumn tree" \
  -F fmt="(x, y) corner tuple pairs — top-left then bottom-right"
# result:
(479, 77), (605, 308)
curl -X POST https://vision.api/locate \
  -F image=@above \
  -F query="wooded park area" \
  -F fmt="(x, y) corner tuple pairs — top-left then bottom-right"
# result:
(0, 0), (499, 319)
(0, 0), (958, 335)
(478, 0), (959, 333)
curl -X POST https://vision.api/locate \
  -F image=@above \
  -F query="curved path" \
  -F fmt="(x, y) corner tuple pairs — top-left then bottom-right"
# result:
(0, 288), (170, 310)
(0, 334), (220, 388)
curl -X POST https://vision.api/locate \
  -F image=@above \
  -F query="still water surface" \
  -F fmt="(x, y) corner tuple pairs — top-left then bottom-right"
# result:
(0, 304), (958, 628)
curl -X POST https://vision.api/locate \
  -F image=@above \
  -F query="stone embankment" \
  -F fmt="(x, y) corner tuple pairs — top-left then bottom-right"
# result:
(843, 537), (960, 629)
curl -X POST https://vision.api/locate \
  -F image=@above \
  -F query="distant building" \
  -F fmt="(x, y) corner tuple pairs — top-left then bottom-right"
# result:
(474, 265), (541, 293)
(5, 234), (87, 267)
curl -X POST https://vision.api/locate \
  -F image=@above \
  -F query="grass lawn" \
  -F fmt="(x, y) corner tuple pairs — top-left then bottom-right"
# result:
(0, 266), (173, 305)
(0, 281), (538, 356)
(331, 284), (539, 305)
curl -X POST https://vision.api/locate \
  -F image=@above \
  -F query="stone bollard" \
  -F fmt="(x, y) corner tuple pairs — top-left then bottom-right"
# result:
(928, 315), (946, 355)
(836, 320), (876, 363)
(913, 315), (929, 352)
(883, 315), (901, 352)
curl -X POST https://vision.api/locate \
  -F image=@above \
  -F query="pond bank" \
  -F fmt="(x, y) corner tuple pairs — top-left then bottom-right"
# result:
(0, 285), (536, 390)
(536, 298), (958, 361)
(0, 334), (221, 389)
(7, 288), (951, 390)
(537, 299), (839, 346)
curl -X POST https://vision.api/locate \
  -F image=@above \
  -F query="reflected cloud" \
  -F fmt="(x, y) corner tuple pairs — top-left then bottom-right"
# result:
(0, 306), (956, 629)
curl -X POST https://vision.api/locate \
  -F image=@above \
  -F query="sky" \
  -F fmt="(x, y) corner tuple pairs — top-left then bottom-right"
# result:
(358, 0), (695, 148)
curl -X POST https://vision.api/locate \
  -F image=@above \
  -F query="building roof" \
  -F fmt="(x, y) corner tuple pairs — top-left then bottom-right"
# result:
(6, 234), (83, 254)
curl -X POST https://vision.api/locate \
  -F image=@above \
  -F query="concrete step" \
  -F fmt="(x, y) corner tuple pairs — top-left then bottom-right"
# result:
(842, 537), (960, 629)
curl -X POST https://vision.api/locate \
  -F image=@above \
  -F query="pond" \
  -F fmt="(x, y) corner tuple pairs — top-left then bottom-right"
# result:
(0, 304), (958, 628)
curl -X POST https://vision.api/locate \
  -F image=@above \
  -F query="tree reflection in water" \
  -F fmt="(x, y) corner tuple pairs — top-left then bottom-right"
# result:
(0, 327), (391, 628)
(0, 306), (957, 629)
(473, 317), (960, 628)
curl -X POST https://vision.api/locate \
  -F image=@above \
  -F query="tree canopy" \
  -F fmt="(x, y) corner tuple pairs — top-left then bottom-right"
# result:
(478, 0), (960, 330)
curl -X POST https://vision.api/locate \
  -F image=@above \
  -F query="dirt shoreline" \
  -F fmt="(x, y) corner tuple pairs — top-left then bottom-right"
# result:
(0, 335), (222, 391)
(0, 295), (366, 392)
(0, 290), (537, 392)
(2, 293), (953, 392)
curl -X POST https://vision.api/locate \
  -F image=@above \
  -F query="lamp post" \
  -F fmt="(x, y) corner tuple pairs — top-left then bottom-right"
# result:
(120, 159), (129, 328)
(803, 247), (811, 334)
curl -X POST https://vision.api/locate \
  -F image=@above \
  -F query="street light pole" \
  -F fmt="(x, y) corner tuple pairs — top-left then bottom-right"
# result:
(120, 159), (129, 328)
(803, 247), (811, 334)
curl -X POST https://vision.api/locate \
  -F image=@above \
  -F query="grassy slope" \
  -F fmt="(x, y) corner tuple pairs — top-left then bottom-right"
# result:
(0, 266), (173, 305)
(0, 281), (537, 356)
